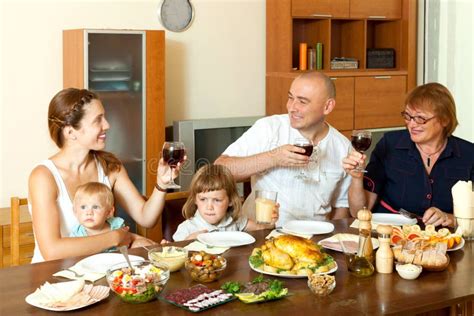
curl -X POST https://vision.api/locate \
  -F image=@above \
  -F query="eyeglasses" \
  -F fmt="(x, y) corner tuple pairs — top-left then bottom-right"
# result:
(400, 111), (436, 124)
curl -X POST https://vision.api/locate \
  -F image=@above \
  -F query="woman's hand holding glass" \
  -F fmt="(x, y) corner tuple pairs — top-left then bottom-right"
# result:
(351, 130), (372, 172)
(159, 142), (186, 189)
(156, 157), (185, 189)
(343, 150), (367, 178)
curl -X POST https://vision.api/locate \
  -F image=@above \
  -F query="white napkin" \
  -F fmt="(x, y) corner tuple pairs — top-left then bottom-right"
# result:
(53, 265), (104, 283)
(33, 280), (86, 305)
(265, 229), (313, 239)
(452, 180), (474, 218)
(184, 241), (229, 254)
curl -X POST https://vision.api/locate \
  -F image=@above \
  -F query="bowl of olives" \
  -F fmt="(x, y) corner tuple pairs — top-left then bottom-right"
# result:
(184, 251), (227, 283)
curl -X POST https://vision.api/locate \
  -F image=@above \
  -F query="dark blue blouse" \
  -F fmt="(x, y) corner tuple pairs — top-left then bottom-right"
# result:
(363, 130), (474, 216)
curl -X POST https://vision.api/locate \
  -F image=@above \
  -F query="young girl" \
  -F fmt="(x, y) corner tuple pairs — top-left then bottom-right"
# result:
(173, 164), (278, 241)
(71, 182), (154, 249)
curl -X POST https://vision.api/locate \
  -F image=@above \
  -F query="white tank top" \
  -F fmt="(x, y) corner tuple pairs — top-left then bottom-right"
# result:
(30, 158), (111, 263)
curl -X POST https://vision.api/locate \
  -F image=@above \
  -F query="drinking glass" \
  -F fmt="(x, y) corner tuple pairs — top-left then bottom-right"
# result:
(294, 138), (314, 180)
(162, 141), (185, 189)
(255, 190), (278, 224)
(351, 130), (372, 173)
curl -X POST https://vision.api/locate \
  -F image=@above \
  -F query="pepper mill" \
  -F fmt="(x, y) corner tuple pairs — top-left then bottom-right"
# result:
(376, 224), (394, 273)
(357, 207), (374, 262)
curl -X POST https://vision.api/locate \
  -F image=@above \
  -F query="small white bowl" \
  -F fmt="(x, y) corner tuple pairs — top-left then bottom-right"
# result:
(396, 263), (422, 280)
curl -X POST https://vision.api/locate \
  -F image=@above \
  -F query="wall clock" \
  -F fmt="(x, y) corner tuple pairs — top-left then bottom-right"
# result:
(158, 0), (195, 32)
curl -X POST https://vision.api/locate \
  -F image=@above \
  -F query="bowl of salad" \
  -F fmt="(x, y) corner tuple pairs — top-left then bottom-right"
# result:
(106, 260), (170, 303)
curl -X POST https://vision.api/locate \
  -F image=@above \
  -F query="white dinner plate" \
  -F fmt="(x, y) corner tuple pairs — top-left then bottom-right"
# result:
(318, 233), (379, 253)
(248, 261), (338, 278)
(447, 237), (465, 252)
(25, 284), (110, 312)
(371, 213), (417, 226)
(282, 220), (335, 235)
(75, 253), (144, 274)
(197, 231), (256, 247)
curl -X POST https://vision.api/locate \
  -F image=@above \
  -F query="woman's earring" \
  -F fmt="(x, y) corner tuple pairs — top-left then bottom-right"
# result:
(72, 136), (77, 140)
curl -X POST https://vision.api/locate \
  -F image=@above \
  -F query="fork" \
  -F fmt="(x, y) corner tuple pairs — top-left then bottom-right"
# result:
(399, 208), (423, 221)
(65, 268), (85, 278)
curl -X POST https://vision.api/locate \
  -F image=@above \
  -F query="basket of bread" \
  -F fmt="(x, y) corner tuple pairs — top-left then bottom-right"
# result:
(391, 224), (458, 271)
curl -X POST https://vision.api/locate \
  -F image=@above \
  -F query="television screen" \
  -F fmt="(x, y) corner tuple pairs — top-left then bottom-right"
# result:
(194, 126), (251, 171)
(172, 116), (262, 191)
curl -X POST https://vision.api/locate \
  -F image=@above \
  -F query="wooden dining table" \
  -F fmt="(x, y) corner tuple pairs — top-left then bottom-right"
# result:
(1, 218), (472, 315)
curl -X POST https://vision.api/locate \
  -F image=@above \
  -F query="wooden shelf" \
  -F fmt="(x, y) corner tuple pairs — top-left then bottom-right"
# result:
(266, 0), (417, 132)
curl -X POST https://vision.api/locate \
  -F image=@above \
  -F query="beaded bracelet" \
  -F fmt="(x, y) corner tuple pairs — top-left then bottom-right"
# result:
(155, 183), (167, 193)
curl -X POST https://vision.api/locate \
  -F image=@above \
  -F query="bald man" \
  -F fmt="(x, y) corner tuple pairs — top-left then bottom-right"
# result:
(215, 72), (351, 225)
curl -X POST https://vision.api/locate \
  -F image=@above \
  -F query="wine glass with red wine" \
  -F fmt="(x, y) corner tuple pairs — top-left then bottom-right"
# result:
(294, 138), (314, 180)
(351, 130), (372, 173)
(162, 141), (186, 189)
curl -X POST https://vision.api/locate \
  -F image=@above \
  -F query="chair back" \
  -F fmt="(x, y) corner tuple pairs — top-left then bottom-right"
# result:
(10, 197), (28, 266)
(162, 192), (189, 241)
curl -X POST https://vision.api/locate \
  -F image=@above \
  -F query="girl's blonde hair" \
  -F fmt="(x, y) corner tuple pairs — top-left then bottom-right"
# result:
(74, 182), (114, 211)
(182, 164), (242, 220)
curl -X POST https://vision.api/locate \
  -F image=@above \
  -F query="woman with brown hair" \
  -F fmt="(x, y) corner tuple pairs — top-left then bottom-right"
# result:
(343, 82), (473, 227)
(29, 88), (178, 262)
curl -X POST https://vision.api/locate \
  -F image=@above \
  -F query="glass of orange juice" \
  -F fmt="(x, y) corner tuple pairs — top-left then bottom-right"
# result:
(255, 190), (278, 225)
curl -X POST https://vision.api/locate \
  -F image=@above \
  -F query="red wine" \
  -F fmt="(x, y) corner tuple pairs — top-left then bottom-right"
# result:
(351, 136), (372, 152)
(295, 144), (313, 156)
(163, 148), (185, 167)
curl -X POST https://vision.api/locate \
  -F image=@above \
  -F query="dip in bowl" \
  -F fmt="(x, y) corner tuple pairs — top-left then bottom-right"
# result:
(106, 260), (170, 303)
(148, 246), (188, 272)
(396, 263), (422, 280)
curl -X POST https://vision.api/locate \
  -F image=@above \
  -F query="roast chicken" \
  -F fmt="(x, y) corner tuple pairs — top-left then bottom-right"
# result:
(253, 235), (333, 275)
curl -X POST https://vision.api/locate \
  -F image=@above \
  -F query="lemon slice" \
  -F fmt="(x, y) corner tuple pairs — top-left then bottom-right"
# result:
(235, 293), (260, 303)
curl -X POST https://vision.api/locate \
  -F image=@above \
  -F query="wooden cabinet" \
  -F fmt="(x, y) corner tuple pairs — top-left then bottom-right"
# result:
(266, 0), (417, 134)
(266, 75), (295, 115)
(292, 0), (350, 18)
(63, 29), (165, 199)
(64, 30), (166, 237)
(354, 75), (406, 129)
(328, 77), (354, 130)
(350, 0), (402, 19)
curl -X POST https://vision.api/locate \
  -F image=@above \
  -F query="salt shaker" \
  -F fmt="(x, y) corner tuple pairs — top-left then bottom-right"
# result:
(357, 207), (374, 262)
(376, 224), (393, 274)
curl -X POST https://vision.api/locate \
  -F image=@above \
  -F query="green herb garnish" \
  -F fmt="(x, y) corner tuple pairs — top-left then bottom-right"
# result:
(268, 279), (283, 293)
(252, 275), (265, 284)
(221, 281), (242, 294)
(249, 250), (264, 268)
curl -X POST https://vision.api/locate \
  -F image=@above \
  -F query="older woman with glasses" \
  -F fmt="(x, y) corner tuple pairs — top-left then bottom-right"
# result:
(343, 82), (474, 227)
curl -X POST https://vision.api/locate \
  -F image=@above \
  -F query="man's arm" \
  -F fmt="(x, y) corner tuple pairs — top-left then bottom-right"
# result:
(215, 145), (309, 182)
(215, 152), (276, 182)
(329, 207), (350, 220)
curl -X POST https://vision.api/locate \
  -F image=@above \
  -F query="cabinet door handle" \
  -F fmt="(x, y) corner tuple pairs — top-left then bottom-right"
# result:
(330, 77), (337, 81)
(374, 76), (392, 79)
(311, 14), (332, 18)
(368, 15), (386, 19)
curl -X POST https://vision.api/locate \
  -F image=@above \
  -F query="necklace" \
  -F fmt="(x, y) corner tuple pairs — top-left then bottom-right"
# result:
(415, 140), (447, 167)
